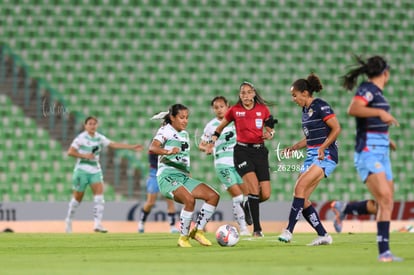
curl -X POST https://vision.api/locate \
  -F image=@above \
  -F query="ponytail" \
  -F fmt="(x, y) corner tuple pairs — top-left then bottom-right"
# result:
(341, 54), (389, 91)
(291, 73), (323, 96)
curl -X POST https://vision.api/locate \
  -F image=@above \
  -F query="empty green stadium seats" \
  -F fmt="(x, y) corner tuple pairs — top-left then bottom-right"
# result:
(1, 0), (413, 202)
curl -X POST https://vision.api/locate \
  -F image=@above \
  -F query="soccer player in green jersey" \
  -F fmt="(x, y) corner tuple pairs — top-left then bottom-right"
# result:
(65, 116), (142, 233)
(149, 104), (220, 247)
(199, 96), (250, 235)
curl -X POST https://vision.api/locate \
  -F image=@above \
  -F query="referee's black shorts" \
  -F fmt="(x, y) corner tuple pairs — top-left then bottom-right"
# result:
(233, 143), (270, 182)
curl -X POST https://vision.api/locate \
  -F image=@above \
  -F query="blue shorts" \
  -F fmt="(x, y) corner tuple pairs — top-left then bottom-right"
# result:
(301, 148), (337, 177)
(354, 145), (393, 182)
(146, 167), (160, 194)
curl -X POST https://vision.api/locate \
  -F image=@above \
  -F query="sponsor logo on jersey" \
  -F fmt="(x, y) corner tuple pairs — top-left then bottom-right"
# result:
(255, 119), (263, 129)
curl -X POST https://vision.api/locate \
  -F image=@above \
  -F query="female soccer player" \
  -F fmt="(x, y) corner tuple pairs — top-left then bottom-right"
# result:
(209, 82), (276, 237)
(199, 96), (250, 236)
(65, 116), (142, 233)
(149, 104), (220, 247)
(341, 55), (402, 262)
(278, 73), (340, 246)
(137, 152), (179, 234)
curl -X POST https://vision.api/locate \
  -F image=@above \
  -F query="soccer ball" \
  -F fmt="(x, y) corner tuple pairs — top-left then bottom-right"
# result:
(215, 224), (240, 247)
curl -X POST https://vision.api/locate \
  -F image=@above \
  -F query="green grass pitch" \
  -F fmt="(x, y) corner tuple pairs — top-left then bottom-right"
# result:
(0, 232), (412, 274)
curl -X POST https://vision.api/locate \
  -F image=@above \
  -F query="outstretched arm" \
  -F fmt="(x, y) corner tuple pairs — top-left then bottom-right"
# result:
(108, 142), (143, 151)
(210, 118), (230, 143)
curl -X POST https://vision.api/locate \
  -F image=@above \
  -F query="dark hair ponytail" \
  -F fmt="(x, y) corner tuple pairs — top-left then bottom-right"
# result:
(291, 73), (323, 96)
(163, 104), (189, 125)
(341, 55), (389, 90)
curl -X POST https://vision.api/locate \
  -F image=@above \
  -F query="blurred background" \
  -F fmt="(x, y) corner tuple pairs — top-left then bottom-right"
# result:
(0, 0), (413, 206)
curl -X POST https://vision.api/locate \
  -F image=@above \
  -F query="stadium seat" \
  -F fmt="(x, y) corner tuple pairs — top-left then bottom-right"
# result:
(1, 0), (414, 202)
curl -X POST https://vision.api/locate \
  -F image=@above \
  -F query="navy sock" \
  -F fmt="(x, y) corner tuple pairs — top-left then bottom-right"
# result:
(139, 209), (150, 222)
(344, 200), (369, 215)
(377, 221), (390, 254)
(303, 205), (327, 236)
(286, 197), (304, 233)
(167, 212), (176, 226)
(248, 194), (261, 232)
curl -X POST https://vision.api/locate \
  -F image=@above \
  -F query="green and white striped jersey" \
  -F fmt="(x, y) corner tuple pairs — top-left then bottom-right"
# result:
(70, 131), (111, 174)
(201, 118), (236, 168)
(153, 124), (191, 175)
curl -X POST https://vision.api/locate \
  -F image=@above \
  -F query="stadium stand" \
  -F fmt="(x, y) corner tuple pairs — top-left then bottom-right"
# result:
(0, 0), (413, 201)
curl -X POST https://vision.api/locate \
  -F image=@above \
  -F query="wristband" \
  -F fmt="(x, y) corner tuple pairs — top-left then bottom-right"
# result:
(213, 131), (221, 138)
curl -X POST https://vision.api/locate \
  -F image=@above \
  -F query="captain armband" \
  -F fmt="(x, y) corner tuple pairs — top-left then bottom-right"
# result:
(264, 115), (278, 128)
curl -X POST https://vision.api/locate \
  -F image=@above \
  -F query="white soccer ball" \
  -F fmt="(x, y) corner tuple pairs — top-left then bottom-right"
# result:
(215, 224), (240, 247)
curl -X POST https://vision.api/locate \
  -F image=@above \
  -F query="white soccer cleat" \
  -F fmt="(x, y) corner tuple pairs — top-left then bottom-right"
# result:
(307, 234), (333, 246)
(278, 229), (292, 243)
(94, 225), (108, 233)
(138, 221), (144, 233)
(170, 226), (179, 234)
(239, 228), (251, 236)
(65, 219), (72, 233)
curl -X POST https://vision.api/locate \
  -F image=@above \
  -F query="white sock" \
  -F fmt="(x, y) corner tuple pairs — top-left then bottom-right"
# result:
(232, 195), (247, 230)
(66, 198), (80, 220)
(93, 195), (105, 228)
(196, 203), (216, 230)
(180, 209), (193, 236)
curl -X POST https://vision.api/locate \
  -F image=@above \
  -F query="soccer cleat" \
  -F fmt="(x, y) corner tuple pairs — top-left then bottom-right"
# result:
(94, 225), (108, 233)
(252, 231), (264, 238)
(307, 234), (333, 246)
(331, 200), (347, 233)
(170, 226), (180, 234)
(65, 219), (72, 233)
(177, 236), (192, 248)
(241, 201), (253, 226)
(239, 228), (251, 236)
(138, 221), (144, 233)
(189, 228), (212, 246)
(278, 229), (292, 243)
(378, 251), (403, 262)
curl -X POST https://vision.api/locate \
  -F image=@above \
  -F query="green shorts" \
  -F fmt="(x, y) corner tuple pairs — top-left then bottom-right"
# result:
(216, 167), (243, 190)
(157, 171), (204, 200)
(72, 169), (103, 192)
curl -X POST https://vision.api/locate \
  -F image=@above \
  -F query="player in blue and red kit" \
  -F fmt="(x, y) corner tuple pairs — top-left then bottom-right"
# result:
(278, 73), (341, 246)
(209, 81), (276, 237)
(337, 55), (402, 262)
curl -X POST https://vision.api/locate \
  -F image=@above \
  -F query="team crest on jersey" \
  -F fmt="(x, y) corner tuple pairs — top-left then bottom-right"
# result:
(255, 119), (263, 129)
(307, 108), (314, 117)
(256, 112), (262, 116)
(364, 92), (373, 102)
